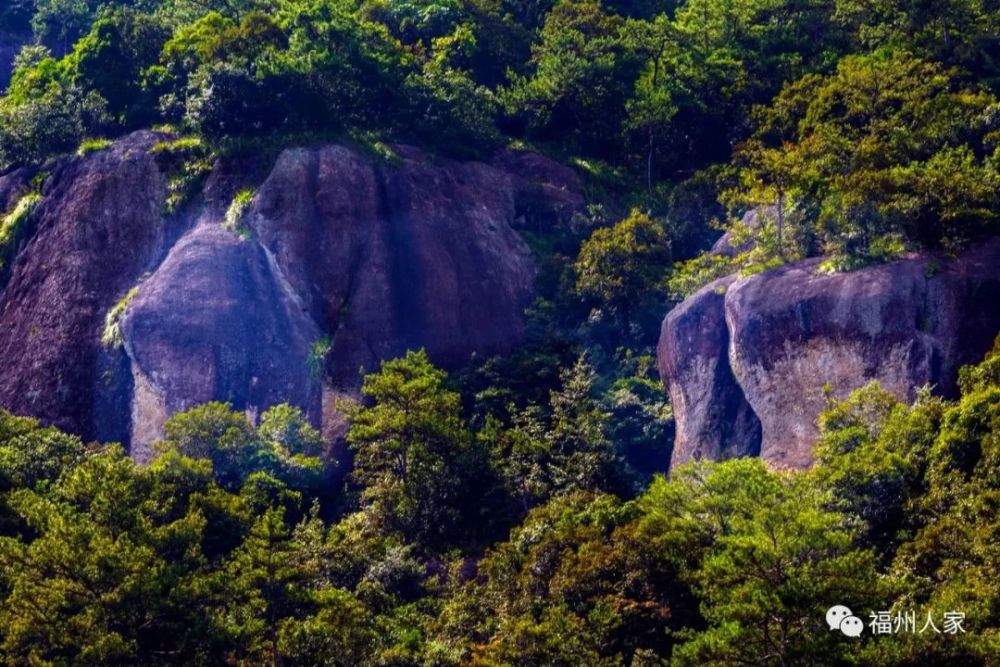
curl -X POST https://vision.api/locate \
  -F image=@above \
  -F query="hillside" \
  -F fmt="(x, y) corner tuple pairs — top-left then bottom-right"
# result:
(0, 0), (999, 664)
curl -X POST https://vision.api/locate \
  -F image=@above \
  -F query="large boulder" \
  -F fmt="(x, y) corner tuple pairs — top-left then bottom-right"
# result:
(120, 223), (323, 462)
(656, 275), (761, 467)
(658, 239), (1000, 469)
(247, 145), (561, 384)
(0, 133), (582, 454)
(0, 132), (168, 438)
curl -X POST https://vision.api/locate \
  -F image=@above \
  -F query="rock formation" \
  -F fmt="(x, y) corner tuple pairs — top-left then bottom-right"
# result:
(0, 133), (168, 442)
(0, 132), (582, 456)
(655, 275), (761, 466)
(658, 239), (1000, 469)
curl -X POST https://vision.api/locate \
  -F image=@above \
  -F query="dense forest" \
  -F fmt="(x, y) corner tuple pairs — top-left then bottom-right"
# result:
(1, 0), (1000, 664)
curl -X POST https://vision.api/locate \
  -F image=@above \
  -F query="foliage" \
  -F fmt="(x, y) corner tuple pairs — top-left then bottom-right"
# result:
(502, 0), (642, 156)
(0, 342), (998, 663)
(725, 52), (1000, 265)
(482, 356), (617, 512)
(31, 0), (101, 53)
(666, 461), (879, 665)
(0, 192), (41, 277)
(346, 349), (486, 546)
(223, 186), (254, 237)
(158, 401), (325, 492)
(69, 7), (170, 127)
(151, 134), (214, 214)
(574, 209), (671, 317)
(0, 86), (109, 170)
(75, 136), (111, 155)
(100, 285), (138, 348)
(2, 0), (1000, 663)
(306, 335), (331, 379)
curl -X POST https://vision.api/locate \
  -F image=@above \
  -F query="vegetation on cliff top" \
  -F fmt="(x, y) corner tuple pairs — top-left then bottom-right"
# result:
(3, 0), (1000, 264)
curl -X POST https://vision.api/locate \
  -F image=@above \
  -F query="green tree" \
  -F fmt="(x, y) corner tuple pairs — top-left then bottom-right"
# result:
(644, 459), (879, 666)
(834, 0), (1000, 83)
(812, 382), (943, 560)
(0, 409), (85, 493)
(622, 14), (677, 190)
(346, 349), (478, 545)
(875, 339), (1000, 664)
(219, 506), (302, 665)
(728, 51), (1000, 264)
(0, 447), (228, 664)
(485, 357), (617, 513)
(450, 492), (677, 665)
(0, 84), (108, 169)
(502, 0), (642, 156)
(160, 401), (260, 488)
(31, 0), (97, 54)
(69, 7), (169, 125)
(158, 402), (324, 493)
(573, 210), (670, 321)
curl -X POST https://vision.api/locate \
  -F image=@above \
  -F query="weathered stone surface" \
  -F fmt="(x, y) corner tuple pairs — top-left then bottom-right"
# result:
(658, 239), (1000, 469)
(656, 275), (760, 469)
(0, 132), (582, 453)
(0, 132), (167, 438)
(0, 166), (35, 212)
(249, 145), (564, 386)
(709, 207), (770, 258)
(120, 223), (322, 461)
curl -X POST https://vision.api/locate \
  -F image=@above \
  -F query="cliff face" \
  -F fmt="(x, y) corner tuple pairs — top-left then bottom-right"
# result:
(0, 133), (168, 444)
(0, 132), (582, 456)
(658, 240), (1000, 469)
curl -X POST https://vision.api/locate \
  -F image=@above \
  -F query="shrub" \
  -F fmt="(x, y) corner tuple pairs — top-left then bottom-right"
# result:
(76, 136), (111, 156)
(307, 336), (332, 379)
(0, 193), (42, 276)
(223, 188), (254, 238)
(101, 286), (139, 349)
(0, 89), (109, 170)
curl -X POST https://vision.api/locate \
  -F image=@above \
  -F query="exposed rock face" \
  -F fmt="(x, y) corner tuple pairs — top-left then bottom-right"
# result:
(709, 207), (768, 258)
(120, 223), (323, 462)
(0, 167), (35, 212)
(656, 276), (761, 467)
(658, 239), (1000, 469)
(0, 132), (167, 437)
(0, 132), (582, 454)
(248, 145), (565, 385)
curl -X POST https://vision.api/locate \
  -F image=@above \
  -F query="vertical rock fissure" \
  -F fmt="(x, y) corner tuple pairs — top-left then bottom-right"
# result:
(374, 164), (425, 352)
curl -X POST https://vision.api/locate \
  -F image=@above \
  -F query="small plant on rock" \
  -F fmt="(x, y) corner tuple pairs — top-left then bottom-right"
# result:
(224, 188), (254, 239)
(101, 287), (139, 349)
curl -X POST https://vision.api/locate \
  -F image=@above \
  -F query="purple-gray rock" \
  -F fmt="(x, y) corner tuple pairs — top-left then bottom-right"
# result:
(658, 239), (1000, 469)
(656, 275), (761, 467)
(0, 132), (167, 438)
(0, 132), (582, 455)
(120, 223), (322, 461)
